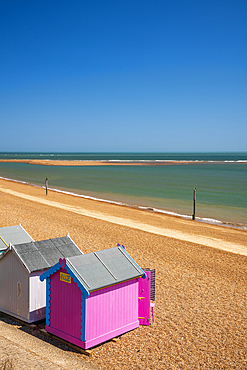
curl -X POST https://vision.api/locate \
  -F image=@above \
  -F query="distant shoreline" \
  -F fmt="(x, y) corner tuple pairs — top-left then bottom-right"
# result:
(0, 159), (246, 166)
(1, 175), (246, 231)
(0, 177), (247, 256)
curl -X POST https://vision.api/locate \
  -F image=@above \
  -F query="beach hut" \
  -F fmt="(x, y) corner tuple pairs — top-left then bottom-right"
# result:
(0, 235), (83, 323)
(0, 224), (34, 255)
(40, 246), (147, 349)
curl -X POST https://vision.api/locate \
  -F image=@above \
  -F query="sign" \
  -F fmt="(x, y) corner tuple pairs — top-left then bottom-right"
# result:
(60, 272), (71, 284)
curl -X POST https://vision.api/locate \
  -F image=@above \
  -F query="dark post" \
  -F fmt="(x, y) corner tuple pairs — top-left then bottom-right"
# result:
(45, 178), (48, 196)
(192, 187), (196, 220)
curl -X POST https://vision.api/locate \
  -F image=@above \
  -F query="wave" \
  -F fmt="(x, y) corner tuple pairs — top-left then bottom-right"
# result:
(106, 159), (247, 163)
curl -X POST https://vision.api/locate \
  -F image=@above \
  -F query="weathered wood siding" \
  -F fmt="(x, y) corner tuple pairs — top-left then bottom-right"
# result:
(0, 251), (29, 321)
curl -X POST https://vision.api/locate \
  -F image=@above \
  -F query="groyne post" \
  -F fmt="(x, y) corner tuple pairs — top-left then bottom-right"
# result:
(45, 178), (48, 196)
(192, 187), (196, 220)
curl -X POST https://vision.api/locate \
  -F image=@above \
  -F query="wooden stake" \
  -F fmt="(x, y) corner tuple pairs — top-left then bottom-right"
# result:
(45, 178), (48, 196)
(192, 187), (196, 220)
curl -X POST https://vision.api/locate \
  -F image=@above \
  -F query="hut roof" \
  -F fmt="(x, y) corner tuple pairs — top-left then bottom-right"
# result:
(64, 246), (145, 292)
(0, 225), (33, 253)
(1, 235), (83, 273)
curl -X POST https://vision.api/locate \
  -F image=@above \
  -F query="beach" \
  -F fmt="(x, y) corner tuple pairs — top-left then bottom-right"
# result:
(0, 177), (247, 369)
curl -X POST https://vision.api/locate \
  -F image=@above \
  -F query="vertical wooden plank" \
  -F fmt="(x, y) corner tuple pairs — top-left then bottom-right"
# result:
(86, 279), (139, 342)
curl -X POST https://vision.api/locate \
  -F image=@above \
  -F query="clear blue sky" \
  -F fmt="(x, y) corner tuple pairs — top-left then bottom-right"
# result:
(1, 0), (246, 152)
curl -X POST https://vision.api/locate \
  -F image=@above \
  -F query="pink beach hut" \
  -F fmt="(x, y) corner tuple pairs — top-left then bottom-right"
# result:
(40, 246), (147, 349)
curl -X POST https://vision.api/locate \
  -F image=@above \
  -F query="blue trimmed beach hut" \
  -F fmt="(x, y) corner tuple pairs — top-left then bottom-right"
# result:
(40, 246), (147, 349)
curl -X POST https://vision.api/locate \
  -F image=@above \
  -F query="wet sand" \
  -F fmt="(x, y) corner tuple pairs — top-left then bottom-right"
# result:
(0, 178), (247, 369)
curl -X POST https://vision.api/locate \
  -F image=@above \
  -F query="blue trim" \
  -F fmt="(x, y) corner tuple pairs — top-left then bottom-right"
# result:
(41, 264), (60, 327)
(80, 295), (86, 341)
(46, 277), (51, 326)
(64, 264), (89, 298)
(40, 261), (61, 281)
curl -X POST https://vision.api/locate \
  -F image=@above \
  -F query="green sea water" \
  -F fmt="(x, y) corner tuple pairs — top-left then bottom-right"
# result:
(0, 152), (246, 228)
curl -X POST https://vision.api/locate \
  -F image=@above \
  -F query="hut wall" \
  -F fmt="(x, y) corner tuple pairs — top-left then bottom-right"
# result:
(48, 267), (82, 340)
(0, 251), (29, 321)
(85, 278), (139, 348)
(29, 271), (47, 322)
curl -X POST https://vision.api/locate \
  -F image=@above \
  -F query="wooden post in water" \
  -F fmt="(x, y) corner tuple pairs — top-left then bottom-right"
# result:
(192, 187), (196, 220)
(45, 178), (48, 196)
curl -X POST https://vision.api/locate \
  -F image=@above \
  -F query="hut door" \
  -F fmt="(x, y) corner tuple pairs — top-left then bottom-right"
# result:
(138, 271), (151, 325)
(138, 269), (155, 326)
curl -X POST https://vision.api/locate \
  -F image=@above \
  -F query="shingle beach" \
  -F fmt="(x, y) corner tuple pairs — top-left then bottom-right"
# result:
(0, 178), (246, 369)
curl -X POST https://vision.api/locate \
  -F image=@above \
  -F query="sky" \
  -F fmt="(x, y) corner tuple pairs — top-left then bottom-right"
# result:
(0, 0), (246, 152)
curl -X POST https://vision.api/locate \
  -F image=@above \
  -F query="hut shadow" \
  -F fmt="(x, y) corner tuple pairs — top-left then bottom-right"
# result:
(0, 313), (79, 355)
(0, 312), (124, 355)
(18, 323), (83, 355)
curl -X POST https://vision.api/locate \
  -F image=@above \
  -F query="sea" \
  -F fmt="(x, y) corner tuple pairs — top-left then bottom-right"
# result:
(0, 152), (246, 229)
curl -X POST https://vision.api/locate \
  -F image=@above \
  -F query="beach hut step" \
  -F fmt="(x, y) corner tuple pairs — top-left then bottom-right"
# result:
(39, 329), (93, 356)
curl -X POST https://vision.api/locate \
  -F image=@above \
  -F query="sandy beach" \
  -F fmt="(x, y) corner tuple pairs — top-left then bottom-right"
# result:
(0, 178), (247, 369)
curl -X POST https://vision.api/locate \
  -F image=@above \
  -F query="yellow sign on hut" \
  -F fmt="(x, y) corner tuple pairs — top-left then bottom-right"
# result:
(60, 272), (71, 284)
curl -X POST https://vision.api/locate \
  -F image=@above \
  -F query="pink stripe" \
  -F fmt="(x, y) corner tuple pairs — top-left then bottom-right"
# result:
(86, 279), (139, 341)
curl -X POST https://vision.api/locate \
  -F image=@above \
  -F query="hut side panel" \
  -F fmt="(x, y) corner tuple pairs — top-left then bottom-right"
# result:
(85, 279), (139, 348)
(49, 268), (82, 340)
(0, 251), (29, 321)
(29, 271), (47, 322)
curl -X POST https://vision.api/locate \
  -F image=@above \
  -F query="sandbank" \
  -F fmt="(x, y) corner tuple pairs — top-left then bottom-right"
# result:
(1, 159), (246, 166)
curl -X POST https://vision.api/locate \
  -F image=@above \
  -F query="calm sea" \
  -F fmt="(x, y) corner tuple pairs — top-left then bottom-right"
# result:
(0, 152), (246, 229)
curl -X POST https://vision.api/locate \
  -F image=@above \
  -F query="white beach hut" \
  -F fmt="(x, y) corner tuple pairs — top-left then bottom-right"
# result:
(0, 235), (83, 323)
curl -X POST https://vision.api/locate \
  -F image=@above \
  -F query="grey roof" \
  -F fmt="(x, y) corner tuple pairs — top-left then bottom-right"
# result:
(0, 225), (33, 252)
(13, 236), (83, 273)
(67, 246), (145, 292)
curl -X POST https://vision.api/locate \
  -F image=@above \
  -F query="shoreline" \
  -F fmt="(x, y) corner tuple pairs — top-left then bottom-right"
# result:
(1, 175), (246, 231)
(0, 177), (246, 256)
